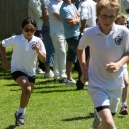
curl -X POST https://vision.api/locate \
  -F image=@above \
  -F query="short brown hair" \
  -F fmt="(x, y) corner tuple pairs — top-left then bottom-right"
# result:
(115, 12), (127, 24)
(96, 0), (120, 16)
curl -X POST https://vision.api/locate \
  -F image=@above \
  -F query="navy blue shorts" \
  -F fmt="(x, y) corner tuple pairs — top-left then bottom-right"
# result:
(66, 36), (79, 62)
(12, 71), (36, 83)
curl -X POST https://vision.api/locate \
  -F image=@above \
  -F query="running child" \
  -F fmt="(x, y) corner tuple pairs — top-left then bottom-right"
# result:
(77, 0), (129, 129)
(115, 12), (129, 115)
(0, 17), (46, 126)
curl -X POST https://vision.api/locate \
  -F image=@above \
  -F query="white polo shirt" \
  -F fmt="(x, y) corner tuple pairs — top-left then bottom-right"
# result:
(78, 0), (96, 27)
(48, 0), (64, 35)
(2, 34), (46, 76)
(78, 23), (129, 90)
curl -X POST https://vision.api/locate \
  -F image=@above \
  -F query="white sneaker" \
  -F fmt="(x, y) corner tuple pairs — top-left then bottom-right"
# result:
(36, 68), (45, 74)
(66, 79), (76, 86)
(92, 109), (101, 129)
(85, 81), (89, 86)
(44, 70), (54, 78)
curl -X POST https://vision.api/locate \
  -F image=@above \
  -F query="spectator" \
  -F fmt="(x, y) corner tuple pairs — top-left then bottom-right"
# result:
(60, 0), (80, 86)
(28, 0), (44, 74)
(48, 0), (67, 82)
(76, 0), (96, 90)
(40, 0), (55, 78)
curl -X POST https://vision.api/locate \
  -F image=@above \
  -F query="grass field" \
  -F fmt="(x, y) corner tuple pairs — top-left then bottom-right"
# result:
(0, 48), (129, 129)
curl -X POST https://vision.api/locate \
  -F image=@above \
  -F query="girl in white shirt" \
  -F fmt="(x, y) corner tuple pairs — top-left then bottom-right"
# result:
(0, 17), (46, 126)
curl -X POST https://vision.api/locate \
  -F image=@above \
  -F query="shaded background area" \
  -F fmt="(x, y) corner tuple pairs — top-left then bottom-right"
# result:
(0, 0), (28, 39)
(0, 0), (80, 40)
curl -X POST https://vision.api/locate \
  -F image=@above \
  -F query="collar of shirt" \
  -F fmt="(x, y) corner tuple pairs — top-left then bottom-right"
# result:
(95, 22), (117, 35)
(20, 34), (36, 42)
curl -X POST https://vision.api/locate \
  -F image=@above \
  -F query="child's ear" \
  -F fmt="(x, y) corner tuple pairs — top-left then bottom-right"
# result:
(20, 27), (23, 32)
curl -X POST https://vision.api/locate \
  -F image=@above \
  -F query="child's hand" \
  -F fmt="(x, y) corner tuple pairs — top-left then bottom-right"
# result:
(34, 42), (40, 52)
(2, 60), (10, 70)
(105, 62), (121, 73)
(80, 71), (88, 84)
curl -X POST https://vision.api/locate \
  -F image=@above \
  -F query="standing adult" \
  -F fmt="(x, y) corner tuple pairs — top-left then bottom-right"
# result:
(60, 0), (80, 86)
(40, 0), (55, 78)
(76, 0), (96, 90)
(28, 0), (44, 74)
(48, 0), (67, 82)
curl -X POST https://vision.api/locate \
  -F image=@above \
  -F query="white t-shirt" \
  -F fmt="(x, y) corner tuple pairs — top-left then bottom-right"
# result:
(28, 0), (43, 30)
(78, 23), (129, 90)
(2, 34), (46, 76)
(78, 0), (96, 27)
(48, 0), (64, 35)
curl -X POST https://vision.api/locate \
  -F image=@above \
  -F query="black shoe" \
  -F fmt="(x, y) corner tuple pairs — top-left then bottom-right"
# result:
(59, 78), (67, 83)
(15, 111), (25, 126)
(76, 80), (84, 90)
(54, 78), (59, 82)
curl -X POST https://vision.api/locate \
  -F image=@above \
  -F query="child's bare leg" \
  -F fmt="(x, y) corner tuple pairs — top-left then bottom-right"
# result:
(98, 108), (115, 129)
(122, 74), (129, 103)
(119, 74), (129, 115)
(16, 76), (34, 108)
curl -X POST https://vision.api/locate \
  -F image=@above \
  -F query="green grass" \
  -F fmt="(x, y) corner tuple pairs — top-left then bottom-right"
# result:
(0, 48), (129, 129)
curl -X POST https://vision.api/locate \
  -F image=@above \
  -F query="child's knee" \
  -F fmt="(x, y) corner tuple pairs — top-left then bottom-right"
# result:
(102, 119), (115, 129)
(23, 86), (32, 95)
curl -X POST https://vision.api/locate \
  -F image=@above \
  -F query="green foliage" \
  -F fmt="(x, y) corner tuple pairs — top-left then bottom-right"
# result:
(0, 48), (129, 129)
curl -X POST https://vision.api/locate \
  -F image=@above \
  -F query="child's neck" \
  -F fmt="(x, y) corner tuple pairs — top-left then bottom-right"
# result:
(100, 27), (111, 35)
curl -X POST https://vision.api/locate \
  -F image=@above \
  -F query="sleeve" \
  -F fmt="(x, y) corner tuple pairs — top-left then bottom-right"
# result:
(52, 4), (59, 14)
(48, 3), (59, 15)
(80, 4), (89, 20)
(124, 28), (129, 53)
(2, 36), (15, 48)
(60, 8), (71, 19)
(78, 31), (89, 50)
(38, 38), (46, 55)
(29, 0), (42, 18)
(41, 0), (49, 9)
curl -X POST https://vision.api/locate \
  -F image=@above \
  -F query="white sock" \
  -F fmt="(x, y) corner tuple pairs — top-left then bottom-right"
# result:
(122, 102), (127, 107)
(17, 107), (26, 115)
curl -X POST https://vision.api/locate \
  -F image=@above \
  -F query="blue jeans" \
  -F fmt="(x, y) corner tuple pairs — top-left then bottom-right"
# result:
(42, 26), (55, 66)
(66, 36), (79, 62)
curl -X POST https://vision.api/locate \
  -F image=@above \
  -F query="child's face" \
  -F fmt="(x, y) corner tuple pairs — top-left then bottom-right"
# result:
(97, 7), (116, 33)
(116, 19), (127, 26)
(21, 23), (36, 41)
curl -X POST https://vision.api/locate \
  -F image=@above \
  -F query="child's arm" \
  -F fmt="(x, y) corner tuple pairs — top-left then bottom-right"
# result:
(77, 48), (88, 84)
(105, 52), (129, 73)
(0, 43), (10, 69)
(34, 42), (46, 63)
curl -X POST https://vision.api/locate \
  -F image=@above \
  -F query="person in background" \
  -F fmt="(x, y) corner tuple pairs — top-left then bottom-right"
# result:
(115, 12), (129, 115)
(48, 0), (67, 83)
(77, 0), (129, 129)
(60, 0), (80, 86)
(119, 0), (129, 28)
(28, 0), (44, 74)
(0, 17), (46, 126)
(76, 0), (96, 90)
(40, 0), (55, 78)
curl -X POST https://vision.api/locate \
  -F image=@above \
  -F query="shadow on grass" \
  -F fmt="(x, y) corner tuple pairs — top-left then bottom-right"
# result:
(62, 112), (94, 121)
(33, 88), (87, 94)
(117, 115), (126, 118)
(5, 125), (16, 129)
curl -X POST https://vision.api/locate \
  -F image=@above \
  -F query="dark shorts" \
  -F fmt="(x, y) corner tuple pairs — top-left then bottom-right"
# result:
(66, 36), (79, 62)
(12, 71), (36, 83)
